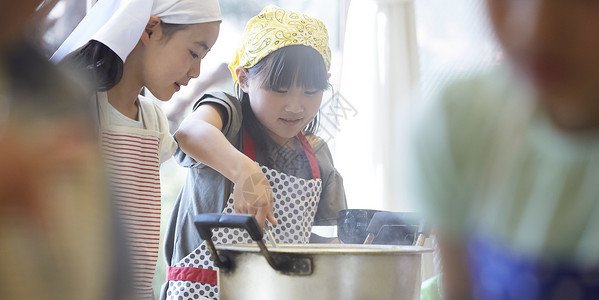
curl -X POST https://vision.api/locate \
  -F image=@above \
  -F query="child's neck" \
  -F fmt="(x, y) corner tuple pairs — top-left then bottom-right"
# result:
(106, 60), (144, 120)
(268, 133), (300, 150)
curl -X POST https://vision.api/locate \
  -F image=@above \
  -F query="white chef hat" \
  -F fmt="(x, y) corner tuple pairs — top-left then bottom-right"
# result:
(50, 0), (221, 63)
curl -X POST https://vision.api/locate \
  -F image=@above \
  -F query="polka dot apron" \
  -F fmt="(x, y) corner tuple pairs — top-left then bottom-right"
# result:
(165, 132), (322, 300)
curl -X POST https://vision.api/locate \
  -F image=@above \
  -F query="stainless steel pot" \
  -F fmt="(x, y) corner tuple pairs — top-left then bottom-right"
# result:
(195, 214), (432, 300)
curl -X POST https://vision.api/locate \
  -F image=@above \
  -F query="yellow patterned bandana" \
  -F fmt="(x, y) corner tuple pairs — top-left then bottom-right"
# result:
(228, 5), (331, 84)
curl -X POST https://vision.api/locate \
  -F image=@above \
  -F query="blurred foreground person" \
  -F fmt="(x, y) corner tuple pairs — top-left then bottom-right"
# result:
(0, 1), (132, 299)
(411, 0), (599, 299)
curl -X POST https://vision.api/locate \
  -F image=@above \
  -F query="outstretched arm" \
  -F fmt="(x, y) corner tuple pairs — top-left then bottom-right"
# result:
(175, 102), (277, 228)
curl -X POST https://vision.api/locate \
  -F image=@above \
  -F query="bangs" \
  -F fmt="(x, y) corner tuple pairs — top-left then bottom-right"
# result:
(248, 45), (329, 91)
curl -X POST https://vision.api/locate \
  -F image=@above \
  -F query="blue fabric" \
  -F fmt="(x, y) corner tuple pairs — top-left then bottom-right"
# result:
(467, 235), (599, 300)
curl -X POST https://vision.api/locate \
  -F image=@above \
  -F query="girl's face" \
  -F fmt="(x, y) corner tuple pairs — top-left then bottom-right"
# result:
(487, 0), (599, 129)
(142, 19), (220, 101)
(242, 75), (324, 145)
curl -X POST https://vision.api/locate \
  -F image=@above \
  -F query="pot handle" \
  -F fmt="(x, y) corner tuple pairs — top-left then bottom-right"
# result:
(195, 213), (264, 241)
(194, 213), (281, 272)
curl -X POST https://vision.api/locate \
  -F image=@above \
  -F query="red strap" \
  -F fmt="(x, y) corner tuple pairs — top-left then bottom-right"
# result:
(243, 130), (256, 161)
(297, 132), (320, 179)
(242, 131), (320, 179)
(166, 266), (217, 285)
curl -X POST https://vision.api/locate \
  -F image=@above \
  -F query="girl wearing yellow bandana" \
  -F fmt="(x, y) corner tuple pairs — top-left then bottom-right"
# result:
(161, 5), (346, 300)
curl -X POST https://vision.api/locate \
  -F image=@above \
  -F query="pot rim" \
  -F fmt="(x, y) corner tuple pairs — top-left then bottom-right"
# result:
(216, 243), (433, 255)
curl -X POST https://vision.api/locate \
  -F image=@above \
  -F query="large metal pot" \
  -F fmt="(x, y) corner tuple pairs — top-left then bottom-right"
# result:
(195, 214), (432, 300)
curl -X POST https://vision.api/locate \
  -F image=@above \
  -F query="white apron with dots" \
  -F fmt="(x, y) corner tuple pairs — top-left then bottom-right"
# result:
(165, 132), (322, 300)
(98, 93), (163, 300)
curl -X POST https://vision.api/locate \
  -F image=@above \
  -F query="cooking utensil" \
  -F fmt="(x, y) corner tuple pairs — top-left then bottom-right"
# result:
(195, 213), (432, 300)
(415, 219), (431, 246)
(337, 209), (384, 244)
(363, 232), (376, 244)
(265, 226), (277, 248)
(363, 212), (421, 245)
(415, 234), (426, 247)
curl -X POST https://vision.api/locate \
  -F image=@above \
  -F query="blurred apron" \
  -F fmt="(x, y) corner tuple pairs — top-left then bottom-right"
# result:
(98, 94), (162, 299)
(165, 131), (322, 300)
(465, 98), (599, 300)
(468, 234), (599, 300)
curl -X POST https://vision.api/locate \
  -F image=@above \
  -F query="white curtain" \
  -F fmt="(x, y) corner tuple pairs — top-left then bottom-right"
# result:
(335, 0), (419, 212)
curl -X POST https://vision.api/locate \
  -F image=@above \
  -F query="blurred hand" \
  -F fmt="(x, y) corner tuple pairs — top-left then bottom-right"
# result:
(232, 162), (277, 229)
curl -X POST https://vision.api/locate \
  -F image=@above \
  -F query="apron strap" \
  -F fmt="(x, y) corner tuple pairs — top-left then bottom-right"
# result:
(242, 130), (320, 179)
(297, 133), (320, 179)
(243, 130), (257, 161)
(166, 266), (217, 285)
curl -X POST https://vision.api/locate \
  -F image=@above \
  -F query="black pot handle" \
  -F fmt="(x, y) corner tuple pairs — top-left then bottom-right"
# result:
(194, 213), (281, 272)
(195, 213), (264, 241)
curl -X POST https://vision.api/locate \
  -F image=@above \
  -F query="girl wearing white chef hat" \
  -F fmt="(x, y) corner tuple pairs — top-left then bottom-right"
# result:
(52, 0), (221, 298)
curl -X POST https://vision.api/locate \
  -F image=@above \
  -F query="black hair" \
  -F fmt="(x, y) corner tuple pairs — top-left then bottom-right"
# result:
(58, 40), (122, 91)
(57, 22), (189, 91)
(238, 44), (329, 151)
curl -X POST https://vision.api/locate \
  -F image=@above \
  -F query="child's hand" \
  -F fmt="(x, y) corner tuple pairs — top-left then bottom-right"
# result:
(233, 162), (278, 228)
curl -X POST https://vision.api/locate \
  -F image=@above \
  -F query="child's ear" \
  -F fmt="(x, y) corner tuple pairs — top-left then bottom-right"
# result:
(141, 16), (162, 44)
(236, 66), (251, 93)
